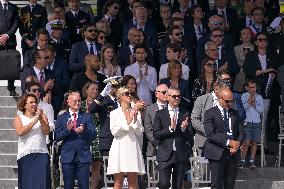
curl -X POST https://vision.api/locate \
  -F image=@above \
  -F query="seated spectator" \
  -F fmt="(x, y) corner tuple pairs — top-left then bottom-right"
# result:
(95, 19), (111, 37)
(160, 60), (191, 110)
(69, 23), (102, 75)
(233, 27), (254, 93)
(124, 45), (157, 105)
(99, 44), (122, 77)
(119, 0), (143, 23)
(156, 4), (172, 46)
(192, 57), (217, 102)
(249, 7), (267, 36)
(70, 54), (106, 95)
(96, 30), (108, 46)
(81, 82), (101, 189)
(14, 94), (51, 189)
(65, 0), (95, 22)
(239, 79), (264, 169)
(159, 43), (190, 81)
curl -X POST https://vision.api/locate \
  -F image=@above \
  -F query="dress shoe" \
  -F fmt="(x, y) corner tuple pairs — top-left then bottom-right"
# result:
(9, 90), (18, 97)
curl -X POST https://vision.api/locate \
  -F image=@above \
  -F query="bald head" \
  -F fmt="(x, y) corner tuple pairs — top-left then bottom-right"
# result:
(218, 88), (233, 109)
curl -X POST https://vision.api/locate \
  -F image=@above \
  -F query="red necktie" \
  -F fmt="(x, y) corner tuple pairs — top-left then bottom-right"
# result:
(73, 112), (77, 130)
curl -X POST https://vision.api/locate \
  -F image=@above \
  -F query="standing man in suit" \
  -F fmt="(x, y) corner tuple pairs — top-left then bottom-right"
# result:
(0, 0), (19, 96)
(55, 91), (96, 189)
(144, 84), (168, 157)
(154, 87), (193, 189)
(203, 88), (245, 189)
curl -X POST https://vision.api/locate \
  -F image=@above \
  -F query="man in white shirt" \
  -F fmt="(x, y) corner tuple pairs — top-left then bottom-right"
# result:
(240, 79), (263, 169)
(124, 44), (157, 105)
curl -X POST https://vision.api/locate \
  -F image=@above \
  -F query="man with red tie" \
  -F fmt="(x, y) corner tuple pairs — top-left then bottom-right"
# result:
(55, 91), (96, 189)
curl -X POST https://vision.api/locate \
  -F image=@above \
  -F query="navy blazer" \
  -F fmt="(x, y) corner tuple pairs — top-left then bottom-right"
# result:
(153, 108), (193, 162)
(55, 111), (96, 163)
(69, 41), (101, 73)
(203, 106), (245, 160)
(0, 2), (18, 47)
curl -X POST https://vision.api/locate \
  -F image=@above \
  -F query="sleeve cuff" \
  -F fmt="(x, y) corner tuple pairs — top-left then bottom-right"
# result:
(226, 139), (230, 147)
(169, 126), (174, 132)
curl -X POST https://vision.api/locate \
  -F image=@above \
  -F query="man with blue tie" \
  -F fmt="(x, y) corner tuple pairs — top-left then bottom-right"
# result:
(55, 92), (96, 189)
(203, 88), (245, 189)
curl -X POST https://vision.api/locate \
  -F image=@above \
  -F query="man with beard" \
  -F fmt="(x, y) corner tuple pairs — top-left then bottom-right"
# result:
(69, 23), (101, 77)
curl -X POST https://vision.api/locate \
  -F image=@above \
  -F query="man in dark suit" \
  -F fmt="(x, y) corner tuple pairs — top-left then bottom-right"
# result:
(203, 88), (245, 189)
(65, 0), (91, 45)
(55, 91), (96, 189)
(19, 0), (48, 57)
(0, 0), (19, 96)
(20, 49), (55, 93)
(154, 87), (193, 189)
(144, 83), (168, 157)
(69, 23), (101, 76)
(46, 45), (70, 117)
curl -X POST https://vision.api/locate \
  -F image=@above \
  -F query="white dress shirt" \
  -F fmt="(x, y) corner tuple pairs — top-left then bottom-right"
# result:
(33, 66), (45, 82)
(168, 105), (179, 151)
(69, 109), (79, 123)
(194, 24), (203, 41)
(85, 40), (97, 55)
(124, 62), (157, 105)
(159, 62), (189, 80)
(241, 92), (263, 124)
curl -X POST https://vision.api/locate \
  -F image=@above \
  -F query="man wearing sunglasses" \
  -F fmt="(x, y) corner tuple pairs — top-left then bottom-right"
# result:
(203, 88), (244, 189)
(154, 88), (193, 189)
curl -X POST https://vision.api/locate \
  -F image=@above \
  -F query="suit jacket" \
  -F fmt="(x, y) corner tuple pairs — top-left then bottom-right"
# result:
(191, 93), (214, 148)
(144, 103), (159, 156)
(65, 10), (91, 44)
(49, 37), (71, 64)
(122, 21), (157, 49)
(0, 2), (18, 48)
(55, 111), (96, 163)
(89, 94), (118, 151)
(184, 22), (208, 51)
(203, 106), (245, 160)
(20, 67), (55, 92)
(69, 41), (101, 73)
(153, 108), (193, 162)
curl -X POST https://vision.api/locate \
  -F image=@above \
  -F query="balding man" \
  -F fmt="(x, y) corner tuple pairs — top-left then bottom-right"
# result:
(203, 88), (244, 189)
(144, 84), (168, 156)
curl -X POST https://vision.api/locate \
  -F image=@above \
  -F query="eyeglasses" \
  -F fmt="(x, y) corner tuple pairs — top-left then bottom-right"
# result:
(212, 34), (224, 38)
(36, 56), (49, 60)
(122, 92), (132, 97)
(86, 29), (97, 33)
(206, 63), (214, 68)
(221, 97), (234, 104)
(257, 38), (267, 42)
(174, 32), (183, 36)
(157, 91), (167, 95)
(169, 94), (181, 99)
(72, 100), (81, 104)
(30, 88), (41, 93)
(210, 21), (223, 26)
(99, 36), (106, 40)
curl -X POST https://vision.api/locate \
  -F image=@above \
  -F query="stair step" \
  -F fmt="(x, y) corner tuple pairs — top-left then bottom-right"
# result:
(0, 97), (18, 106)
(0, 107), (17, 118)
(234, 180), (284, 189)
(0, 154), (17, 166)
(0, 129), (17, 141)
(0, 179), (18, 189)
(0, 86), (21, 96)
(0, 166), (18, 179)
(0, 118), (14, 129)
(236, 168), (284, 180)
(0, 142), (18, 154)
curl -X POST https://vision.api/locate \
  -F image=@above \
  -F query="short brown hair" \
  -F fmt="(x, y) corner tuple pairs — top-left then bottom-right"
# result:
(17, 94), (38, 113)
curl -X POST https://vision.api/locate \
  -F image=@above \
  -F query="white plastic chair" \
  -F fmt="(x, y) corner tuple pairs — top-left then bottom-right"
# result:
(146, 156), (159, 189)
(190, 156), (211, 189)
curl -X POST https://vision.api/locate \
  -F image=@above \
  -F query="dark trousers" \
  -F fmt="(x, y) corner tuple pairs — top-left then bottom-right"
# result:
(157, 151), (187, 189)
(0, 46), (16, 91)
(209, 150), (237, 189)
(62, 155), (90, 189)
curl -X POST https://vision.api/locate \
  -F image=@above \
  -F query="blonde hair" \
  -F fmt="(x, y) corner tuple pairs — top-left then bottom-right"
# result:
(100, 44), (118, 71)
(116, 87), (130, 102)
(167, 59), (182, 78)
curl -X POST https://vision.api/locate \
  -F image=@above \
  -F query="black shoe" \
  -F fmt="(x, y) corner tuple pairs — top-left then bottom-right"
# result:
(9, 90), (18, 97)
(238, 161), (246, 169)
(249, 161), (256, 169)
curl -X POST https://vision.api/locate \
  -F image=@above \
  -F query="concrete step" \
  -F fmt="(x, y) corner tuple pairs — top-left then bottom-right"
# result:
(0, 129), (17, 141)
(0, 166), (18, 179)
(0, 97), (18, 106)
(0, 142), (17, 154)
(0, 107), (17, 118)
(0, 118), (14, 129)
(0, 179), (18, 189)
(0, 86), (21, 97)
(234, 180), (284, 189)
(0, 154), (17, 166)
(236, 168), (284, 180)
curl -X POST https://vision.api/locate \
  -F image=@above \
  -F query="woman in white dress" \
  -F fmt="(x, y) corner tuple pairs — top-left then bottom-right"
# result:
(107, 87), (145, 189)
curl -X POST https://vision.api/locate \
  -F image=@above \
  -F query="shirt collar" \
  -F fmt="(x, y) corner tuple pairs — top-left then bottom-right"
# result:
(168, 105), (179, 112)
(33, 66), (44, 75)
(69, 109), (79, 116)
(1, 0), (7, 5)
(157, 101), (167, 108)
(71, 10), (79, 16)
(85, 40), (95, 46)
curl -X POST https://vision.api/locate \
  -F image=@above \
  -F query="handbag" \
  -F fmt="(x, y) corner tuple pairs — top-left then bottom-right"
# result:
(0, 49), (21, 80)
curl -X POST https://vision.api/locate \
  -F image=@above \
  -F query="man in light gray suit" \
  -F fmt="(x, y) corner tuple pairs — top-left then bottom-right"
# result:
(144, 84), (168, 156)
(191, 80), (230, 155)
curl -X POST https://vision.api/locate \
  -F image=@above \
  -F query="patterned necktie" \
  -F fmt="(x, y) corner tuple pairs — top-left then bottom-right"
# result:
(73, 112), (77, 130)
(39, 71), (45, 86)
(89, 44), (94, 54)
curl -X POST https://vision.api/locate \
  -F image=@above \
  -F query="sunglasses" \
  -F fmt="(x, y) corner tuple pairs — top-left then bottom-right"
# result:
(257, 38), (267, 42)
(221, 97), (234, 104)
(122, 92), (132, 97)
(206, 63), (214, 68)
(30, 88), (41, 93)
(212, 34), (224, 38)
(169, 94), (181, 99)
(210, 21), (223, 25)
(86, 29), (97, 33)
(157, 90), (167, 95)
(174, 32), (183, 36)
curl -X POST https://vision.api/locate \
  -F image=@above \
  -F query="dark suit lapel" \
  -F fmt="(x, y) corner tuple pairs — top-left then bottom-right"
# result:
(215, 106), (226, 132)
(229, 109), (238, 138)
(84, 41), (89, 54)
(163, 109), (171, 127)
(76, 111), (83, 128)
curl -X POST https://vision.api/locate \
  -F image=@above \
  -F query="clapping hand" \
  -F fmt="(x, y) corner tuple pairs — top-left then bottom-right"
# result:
(181, 117), (189, 130)
(67, 119), (74, 131)
(171, 116), (177, 130)
(36, 108), (44, 121)
(75, 124), (85, 133)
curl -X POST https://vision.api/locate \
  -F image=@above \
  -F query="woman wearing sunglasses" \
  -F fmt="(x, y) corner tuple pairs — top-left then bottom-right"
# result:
(107, 87), (145, 189)
(192, 57), (217, 102)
